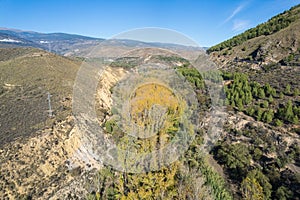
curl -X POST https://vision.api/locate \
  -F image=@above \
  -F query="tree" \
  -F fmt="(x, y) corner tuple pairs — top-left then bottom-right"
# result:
(262, 110), (273, 123)
(275, 186), (293, 200)
(246, 170), (272, 199)
(285, 84), (291, 94)
(270, 88), (276, 97)
(262, 100), (269, 108)
(237, 99), (244, 110)
(246, 107), (255, 116)
(292, 115), (299, 124)
(279, 92), (284, 99)
(275, 119), (283, 127)
(285, 100), (294, 122)
(294, 106), (300, 116)
(278, 100), (295, 123)
(268, 96), (273, 103)
(253, 148), (263, 161)
(293, 88), (299, 96)
(231, 100), (236, 107)
(244, 90), (253, 104)
(264, 83), (272, 96)
(241, 177), (264, 200)
(258, 88), (265, 99)
(252, 87), (258, 97)
(256, 108), (263, 121)
(215, 143), (251, 179)
(105, 120), (115, 133)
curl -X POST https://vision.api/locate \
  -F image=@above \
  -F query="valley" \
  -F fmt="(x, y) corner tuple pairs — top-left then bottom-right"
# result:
(0, 4), (300, 200)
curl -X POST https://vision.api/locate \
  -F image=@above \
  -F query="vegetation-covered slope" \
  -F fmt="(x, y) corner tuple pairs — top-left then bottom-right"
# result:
(207, 4), (300, 200)
(0, 47), (80, 146)
(1, 5), (300, 198)
(207, 4), (300, 53)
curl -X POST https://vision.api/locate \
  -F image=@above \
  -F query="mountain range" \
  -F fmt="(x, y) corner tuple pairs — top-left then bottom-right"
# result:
(0, 4), (299, 200)
(0, 27), (203, 58)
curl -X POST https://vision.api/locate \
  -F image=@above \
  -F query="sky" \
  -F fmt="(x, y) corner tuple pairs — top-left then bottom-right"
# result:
(0, 0), (300, 47)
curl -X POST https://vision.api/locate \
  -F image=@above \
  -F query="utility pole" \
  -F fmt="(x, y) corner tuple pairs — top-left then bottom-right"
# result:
(47, 92), (53, 117)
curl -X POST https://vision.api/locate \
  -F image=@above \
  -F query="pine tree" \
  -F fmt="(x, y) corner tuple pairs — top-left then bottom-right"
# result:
(292, 115), (299, 124)
(258, 88), (265, 99)
(279, 92), (284, 99)
(275, 186), (293, 200)
(256, 108), (263, 121)
(285, 100), (294, 122)
(268, 96), (273, 103)
(246, 107), (255, 116)
(275, 119), (283, 126)
(237, 99), (244, 110)
(252, 87), (258, 97)
(263, 110), (273, 123)
(245, 92), (253, 104)
(264, 83), (272, 96)
(262, 100), (269, 108)
(293, 88), (299, 96)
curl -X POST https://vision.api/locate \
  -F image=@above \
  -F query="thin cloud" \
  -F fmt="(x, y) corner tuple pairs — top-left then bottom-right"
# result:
(224, 4), (245, 23)
(232, 19), (250, 32)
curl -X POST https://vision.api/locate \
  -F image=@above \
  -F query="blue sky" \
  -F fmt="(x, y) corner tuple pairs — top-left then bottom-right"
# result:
(0, 0), (300, 47)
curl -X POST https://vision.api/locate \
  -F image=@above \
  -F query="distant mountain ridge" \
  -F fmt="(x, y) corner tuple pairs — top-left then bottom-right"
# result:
(0, 28), (104, 55)
(0, 28), (203, 58)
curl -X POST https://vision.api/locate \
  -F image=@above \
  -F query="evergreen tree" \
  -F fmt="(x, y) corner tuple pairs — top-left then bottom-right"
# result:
(279, 92), (284, 99)
(262, 110), (273, 123)
(285, 84), (291, 94)
(275, 119), (283, 127)
(268, 96), (273, 103)
(252, 87), (258, 97)
(264, 83), (272, 96)
(292, 115), (299, 124)
(285, 100), (294, 122)
(237, 99), (244, 110)
(257, 108), (263, 121)
(275, 186), (293, 200)
(246, 107), (255, 116)
(262, 100), (269, 108)
(258, 88), (265, 99)
(293, 88), (299, 96)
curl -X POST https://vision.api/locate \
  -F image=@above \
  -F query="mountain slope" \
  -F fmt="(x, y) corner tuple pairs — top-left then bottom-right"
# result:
(208, 4), (300, 53)
(208, 4), (300, 69)
(207, 4), (300, 200)
(0, 48), (80, 146)
(0, 32), (43, 48)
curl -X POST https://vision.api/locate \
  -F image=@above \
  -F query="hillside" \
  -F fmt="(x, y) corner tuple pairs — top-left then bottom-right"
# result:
(0, 47), (226, 199)
(0, 5), (300, 199)
(208, 4), (300, 52)
(207, 4), (300, 200)
(0, 48), (80, 146)
(208, 4), (300, 69)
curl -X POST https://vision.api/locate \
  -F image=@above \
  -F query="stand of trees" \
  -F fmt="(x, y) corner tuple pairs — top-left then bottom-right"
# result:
(224, 72), (299, 126)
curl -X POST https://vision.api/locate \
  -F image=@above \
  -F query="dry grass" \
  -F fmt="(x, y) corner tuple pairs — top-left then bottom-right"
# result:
(0, 47), (80, 146)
